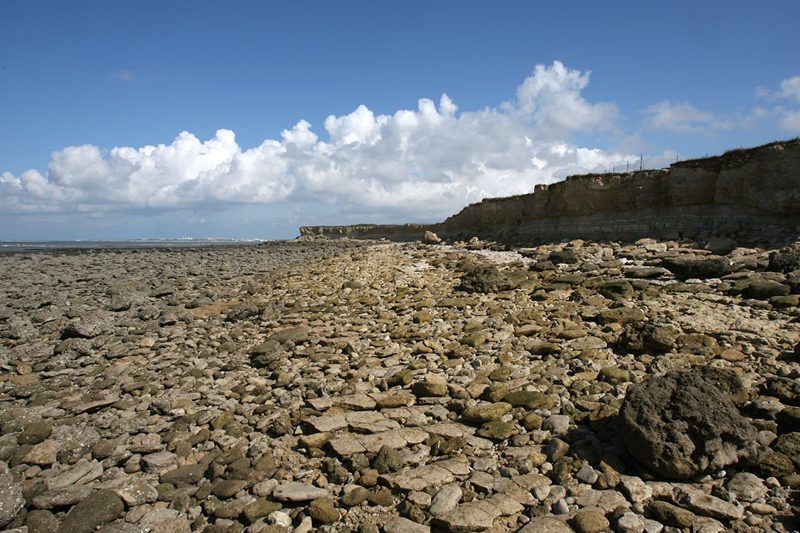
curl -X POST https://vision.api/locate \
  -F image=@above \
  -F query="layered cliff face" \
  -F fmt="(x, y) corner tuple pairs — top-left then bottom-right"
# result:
(299, 139), (800, 246)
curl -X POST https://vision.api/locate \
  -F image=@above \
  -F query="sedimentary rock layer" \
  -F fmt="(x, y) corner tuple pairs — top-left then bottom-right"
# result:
(300, 139), (800, 245)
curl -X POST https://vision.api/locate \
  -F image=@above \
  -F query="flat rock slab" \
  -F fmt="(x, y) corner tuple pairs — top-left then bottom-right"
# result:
(328, 427), (427, 456)
(424, 422), (476, 438)
(518, 517), (575, 533)
(381, 458), (471, 491)
(384, 516), (431, 533)
(674, 486), (743, 520)
(433, 494), (524, 532)
(304, 411), (401, 434)
(45, 459), (103, 490)
(272, 482), (329, 502)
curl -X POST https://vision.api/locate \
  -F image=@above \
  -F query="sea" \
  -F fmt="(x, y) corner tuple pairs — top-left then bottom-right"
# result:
(0, 239), (265, 253)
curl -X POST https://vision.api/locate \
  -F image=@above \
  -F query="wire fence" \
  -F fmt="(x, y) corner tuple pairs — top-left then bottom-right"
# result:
(599, 153), (700, 174)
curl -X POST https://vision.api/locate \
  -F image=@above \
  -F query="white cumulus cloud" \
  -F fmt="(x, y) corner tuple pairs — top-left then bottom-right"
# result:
(643, 100), (733, 133)
(755, 75), (800, 132)
(1, 61), (635, 223)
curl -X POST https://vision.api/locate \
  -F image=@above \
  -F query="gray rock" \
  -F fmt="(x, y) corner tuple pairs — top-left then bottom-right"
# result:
(138, 508), (192, 533)
(268, 326), (309, 344)
(432, 495), (523, 532)
(543, 415), (571, 434)
(61, 312), (113, 339)
(24, 509), (60, 533)
(518, 516), (574, 533)
(384, 516), (430, 533)
(113, 477), (159, 505)
(647, 500), (695, 528)
(160, 463), (206, 485)
(32, 485), (93, 509)
(726, 472), (767, 502)
(272, 481), (328, 502)
(0, 465), (24, 528)
(674, 486), (743, 520)
(429, 484), (462, 517)
(575, 464), (599, 485)
(615, 512), (646, 533)
(619, 370), (757, 479)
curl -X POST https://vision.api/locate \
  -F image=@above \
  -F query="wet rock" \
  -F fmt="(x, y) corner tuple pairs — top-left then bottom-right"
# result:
(619, 370), (757, 478)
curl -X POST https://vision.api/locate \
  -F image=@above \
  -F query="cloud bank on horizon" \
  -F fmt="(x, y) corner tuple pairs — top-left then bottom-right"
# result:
(2, 62), (799, 230)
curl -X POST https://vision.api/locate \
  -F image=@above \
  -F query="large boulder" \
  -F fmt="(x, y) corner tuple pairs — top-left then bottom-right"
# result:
(457, 264), (509, 294)
(660, 256), (729, 280)
(768, 244), (800, 273)
(618, 369), (756, 479)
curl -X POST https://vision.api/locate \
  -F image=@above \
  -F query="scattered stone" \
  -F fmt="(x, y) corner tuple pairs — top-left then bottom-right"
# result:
(272, 482), (328, 502)
(429, 484), (462, 517)
(1, 237), (798, 533)
(308, 497), (339, 524)
(384, 516), (430, 533)
(413, 373), (448, 397)
(373, 444), (406, 474)
(571, 510), (610, 533)
(461, 402), (512, 423)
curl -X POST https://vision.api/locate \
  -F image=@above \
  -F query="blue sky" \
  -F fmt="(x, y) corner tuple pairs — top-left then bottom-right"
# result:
(1, 1), (799, 240)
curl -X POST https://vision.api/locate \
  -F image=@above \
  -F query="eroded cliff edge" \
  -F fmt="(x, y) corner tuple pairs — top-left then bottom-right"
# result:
(300, 139), (800, 246)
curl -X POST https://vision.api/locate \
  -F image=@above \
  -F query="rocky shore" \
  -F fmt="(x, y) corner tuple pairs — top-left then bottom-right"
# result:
(1, 238), (799, 533)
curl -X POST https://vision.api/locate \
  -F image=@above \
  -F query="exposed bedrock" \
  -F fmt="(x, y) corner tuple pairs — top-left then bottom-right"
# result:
(300, 139), (800, 246)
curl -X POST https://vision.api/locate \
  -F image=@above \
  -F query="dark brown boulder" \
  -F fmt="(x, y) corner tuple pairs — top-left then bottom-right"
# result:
(618, 369), (756, 479)
(661, 256), (729, 280)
